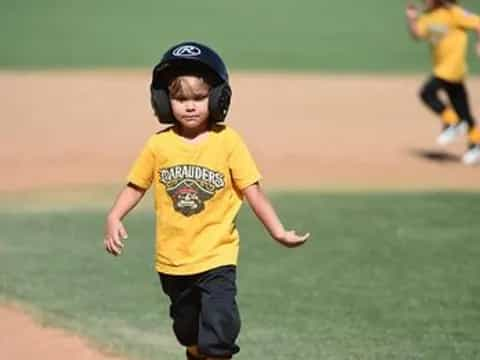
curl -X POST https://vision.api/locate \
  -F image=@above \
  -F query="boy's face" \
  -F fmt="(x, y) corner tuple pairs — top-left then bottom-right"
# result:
(169, 76), (210, 131)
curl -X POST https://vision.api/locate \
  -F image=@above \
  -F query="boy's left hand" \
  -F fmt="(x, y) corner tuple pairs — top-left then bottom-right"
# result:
(476, 41), (480, 58)
(276, 230), (310, 248)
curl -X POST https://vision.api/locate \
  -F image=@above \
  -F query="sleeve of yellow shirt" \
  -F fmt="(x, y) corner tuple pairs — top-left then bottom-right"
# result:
(126, 137), (155, 190)
(452, 6), (480, 30)
(416, 15), (430, 38)
(228, 132), (262, 191)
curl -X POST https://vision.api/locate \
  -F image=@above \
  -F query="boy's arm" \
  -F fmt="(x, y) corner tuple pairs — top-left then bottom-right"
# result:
(451, 5), (480, 56)
(242, 183), (309, 248)
(406, 3), (422, 39)
(473, 23), (480, 57)
(104, 183), (146, 256)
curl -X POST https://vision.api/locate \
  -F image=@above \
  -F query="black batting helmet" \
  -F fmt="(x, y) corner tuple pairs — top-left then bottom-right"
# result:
(150, 41), (232, 124)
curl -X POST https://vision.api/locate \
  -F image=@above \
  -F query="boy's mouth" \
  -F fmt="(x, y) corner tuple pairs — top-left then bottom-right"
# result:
(183, 116), (200, 121)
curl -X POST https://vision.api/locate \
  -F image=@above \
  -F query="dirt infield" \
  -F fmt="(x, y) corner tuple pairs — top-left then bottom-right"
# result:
(1, 70), (480, 359)
(1, 71), (480, 193)
(0, 305), (125, 360)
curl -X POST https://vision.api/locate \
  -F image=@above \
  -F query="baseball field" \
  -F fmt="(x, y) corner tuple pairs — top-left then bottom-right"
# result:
(1, 1), (480, 360)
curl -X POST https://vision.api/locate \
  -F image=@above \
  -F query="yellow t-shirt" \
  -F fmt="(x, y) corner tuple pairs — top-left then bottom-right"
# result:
(417, 5), (480, 82)
(127, 125), (262, 275)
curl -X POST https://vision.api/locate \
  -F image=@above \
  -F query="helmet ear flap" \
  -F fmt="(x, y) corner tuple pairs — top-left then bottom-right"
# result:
(151, 80), (232, 124)
(209, 83), (232, 123)
(151, 87), (175, 124)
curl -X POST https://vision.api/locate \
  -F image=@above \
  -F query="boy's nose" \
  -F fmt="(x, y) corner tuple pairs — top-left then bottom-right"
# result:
(185, 100), (196, 111)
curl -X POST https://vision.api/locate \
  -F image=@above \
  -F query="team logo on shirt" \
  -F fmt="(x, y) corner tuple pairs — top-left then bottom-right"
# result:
(159, 165), (225, 216)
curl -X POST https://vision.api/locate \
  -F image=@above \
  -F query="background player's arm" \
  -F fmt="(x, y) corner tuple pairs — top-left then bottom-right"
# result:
(476, 29), (480, 57)
(243, 183), (309, 248)
(405, 3), (422, 39)
(474, 23), (480, 57)
(104, 183), (146, 256)
(451, 6), (480, 56)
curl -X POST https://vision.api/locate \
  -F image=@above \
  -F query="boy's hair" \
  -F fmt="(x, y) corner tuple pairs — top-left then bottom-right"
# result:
(168, 75), (211, 100)
(425, 0), (453, 9)
(433, 0), (457, 7)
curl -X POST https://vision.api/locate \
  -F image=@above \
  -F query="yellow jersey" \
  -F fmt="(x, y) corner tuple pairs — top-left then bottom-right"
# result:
(127, 125), (262, 275)
(417, 5), (480, 82)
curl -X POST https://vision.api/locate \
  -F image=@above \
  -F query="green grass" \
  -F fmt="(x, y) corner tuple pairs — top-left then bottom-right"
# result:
(1, 0), (480, 72)
(1, 192), (480, 359)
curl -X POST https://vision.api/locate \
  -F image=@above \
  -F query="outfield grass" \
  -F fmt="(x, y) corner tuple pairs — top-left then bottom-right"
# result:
(1, 0), (480, 73)
(1, 192), (480, 360)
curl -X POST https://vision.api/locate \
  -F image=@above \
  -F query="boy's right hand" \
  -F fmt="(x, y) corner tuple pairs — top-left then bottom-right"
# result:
(104, 216), (128, 256)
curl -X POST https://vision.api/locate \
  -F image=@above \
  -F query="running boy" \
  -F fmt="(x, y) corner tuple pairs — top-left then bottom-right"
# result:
(103, 42), (310, 360)
(405, 0), (480, 164)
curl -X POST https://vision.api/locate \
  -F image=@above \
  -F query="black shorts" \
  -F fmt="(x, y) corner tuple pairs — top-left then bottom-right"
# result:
(159, 265), (241, 358)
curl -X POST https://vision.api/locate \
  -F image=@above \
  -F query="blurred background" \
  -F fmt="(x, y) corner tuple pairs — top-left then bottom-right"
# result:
(1, 0), (480, 72)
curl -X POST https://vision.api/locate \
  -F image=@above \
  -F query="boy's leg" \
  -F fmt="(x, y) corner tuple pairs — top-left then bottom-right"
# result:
(186, 346), (206, 359)
(420, 76), (467, 145)
(419, 76), (459, 126)
(159, 274), (201, 352)
(444, 81), (475, 129)
(444, 81), (480, 143)
(196, 266), (241, 359)
(186, 349), (230, 360)
(444, 81), (480, 164)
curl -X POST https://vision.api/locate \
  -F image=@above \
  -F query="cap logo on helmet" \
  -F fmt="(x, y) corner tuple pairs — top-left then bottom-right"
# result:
(172, 45), (201, 57)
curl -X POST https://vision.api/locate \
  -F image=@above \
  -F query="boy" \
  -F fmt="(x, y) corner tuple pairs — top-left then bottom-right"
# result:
(405, 0), (480, 164)
(103, 42), (310, 360)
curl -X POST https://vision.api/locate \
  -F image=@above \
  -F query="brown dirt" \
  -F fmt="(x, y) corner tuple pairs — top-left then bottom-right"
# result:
(0, 305), (125, 360)
(1, 70), (480, 360)
(1, 71), (480, 193)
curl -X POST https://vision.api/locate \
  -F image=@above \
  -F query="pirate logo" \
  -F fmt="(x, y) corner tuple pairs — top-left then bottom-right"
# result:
(160, 165), (225, 216)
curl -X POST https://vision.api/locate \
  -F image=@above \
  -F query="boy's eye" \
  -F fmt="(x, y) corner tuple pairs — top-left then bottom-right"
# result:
(193, 94), (208, 101)
(173, 94), (208, 102)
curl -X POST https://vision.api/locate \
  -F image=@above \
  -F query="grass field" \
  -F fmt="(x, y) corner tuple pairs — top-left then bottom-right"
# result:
(1, 193), (480, 360)
(2, 1), (480, 359)
(1, 0), (480, 72)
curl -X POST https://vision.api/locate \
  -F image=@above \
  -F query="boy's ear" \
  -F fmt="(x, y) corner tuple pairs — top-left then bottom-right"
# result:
(151, 87), (176, 124)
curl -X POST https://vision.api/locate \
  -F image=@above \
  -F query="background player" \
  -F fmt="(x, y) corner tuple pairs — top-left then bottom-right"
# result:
(405, 0), (480, 164)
